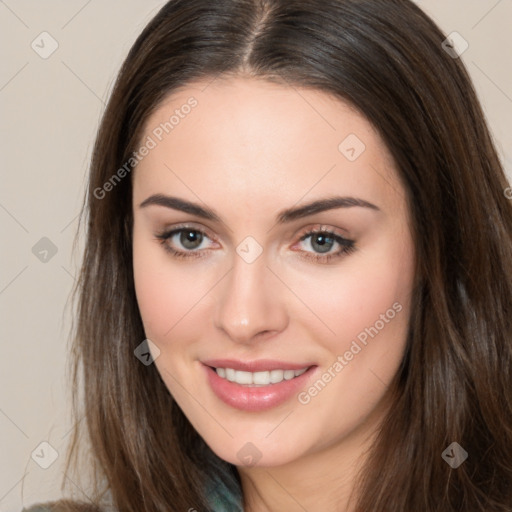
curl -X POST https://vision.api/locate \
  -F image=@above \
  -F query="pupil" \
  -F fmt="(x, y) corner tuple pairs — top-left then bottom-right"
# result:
(313, 234), (333, 253)
(181, 230), (202, 249)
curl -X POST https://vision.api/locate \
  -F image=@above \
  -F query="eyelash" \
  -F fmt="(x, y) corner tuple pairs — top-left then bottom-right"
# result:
(154, 224), (356, 263)
(296, 228), (355, 263)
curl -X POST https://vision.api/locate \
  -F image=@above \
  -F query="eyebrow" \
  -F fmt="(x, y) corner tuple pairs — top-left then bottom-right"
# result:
(139, 194), (380, 224)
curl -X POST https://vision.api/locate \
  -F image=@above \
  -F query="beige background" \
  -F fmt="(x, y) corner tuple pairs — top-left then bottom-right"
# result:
(1, 1), (511, 510)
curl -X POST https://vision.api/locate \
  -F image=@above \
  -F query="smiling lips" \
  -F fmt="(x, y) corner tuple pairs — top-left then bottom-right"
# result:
(201, 359), (316, 411)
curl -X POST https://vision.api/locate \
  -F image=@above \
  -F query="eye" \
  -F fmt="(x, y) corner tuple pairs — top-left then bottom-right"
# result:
(154, 225), (216, 260)
(154, 224), (356, 263)
(295, 227), (356, 263)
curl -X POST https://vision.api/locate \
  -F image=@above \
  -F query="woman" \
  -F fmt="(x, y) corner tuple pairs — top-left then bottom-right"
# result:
(23, 0), (512, 510)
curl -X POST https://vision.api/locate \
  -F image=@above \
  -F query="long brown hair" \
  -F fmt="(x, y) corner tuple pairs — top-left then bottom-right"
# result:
(49, 0), (512, 510)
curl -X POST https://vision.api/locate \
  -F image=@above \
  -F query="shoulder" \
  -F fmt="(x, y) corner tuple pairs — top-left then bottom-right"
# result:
(208, 482), (243, 512)
(21, 501), (102, 512)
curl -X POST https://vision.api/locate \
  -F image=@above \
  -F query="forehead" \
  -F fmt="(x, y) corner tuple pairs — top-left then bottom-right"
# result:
(133, 76), (403, 214)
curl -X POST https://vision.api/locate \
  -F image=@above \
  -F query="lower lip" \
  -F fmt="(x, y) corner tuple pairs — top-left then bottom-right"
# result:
(203, 364), (316, 412)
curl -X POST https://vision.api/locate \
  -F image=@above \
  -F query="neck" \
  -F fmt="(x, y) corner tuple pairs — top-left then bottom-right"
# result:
(237, 408), (385, 512)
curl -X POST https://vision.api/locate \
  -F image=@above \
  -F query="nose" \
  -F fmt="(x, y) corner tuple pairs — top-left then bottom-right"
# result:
(213, 251), (289, 345)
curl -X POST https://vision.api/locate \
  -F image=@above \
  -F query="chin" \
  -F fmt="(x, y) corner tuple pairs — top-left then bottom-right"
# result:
(200, 429), (311, 469)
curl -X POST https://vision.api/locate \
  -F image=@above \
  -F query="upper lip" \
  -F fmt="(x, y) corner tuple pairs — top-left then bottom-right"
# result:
(202, 359), (315, 372)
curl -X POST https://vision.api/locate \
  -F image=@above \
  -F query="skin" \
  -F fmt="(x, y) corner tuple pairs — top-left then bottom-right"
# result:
(132, 75), (415, 511)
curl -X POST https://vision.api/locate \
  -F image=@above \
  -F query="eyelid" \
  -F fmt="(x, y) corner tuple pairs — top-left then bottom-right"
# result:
(155, 222), (355, 262)
(293, 223), (350, 243)
(158, 222), (349, 245)
(154, 223), (219, 260)
(160, 222), (219, 244)
(291, 225), (353, 256)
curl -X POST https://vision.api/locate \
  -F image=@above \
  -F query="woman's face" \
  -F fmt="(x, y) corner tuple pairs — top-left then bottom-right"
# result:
(132, 76), (415, 468)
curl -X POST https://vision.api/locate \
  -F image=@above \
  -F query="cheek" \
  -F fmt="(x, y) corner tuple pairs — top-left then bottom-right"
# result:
(289, 243), (413, 443)
(289, 242), (413, 358)
(327, 236), (414, 396)
(132, 231), (223, 363)
(132, 229), (200, 340)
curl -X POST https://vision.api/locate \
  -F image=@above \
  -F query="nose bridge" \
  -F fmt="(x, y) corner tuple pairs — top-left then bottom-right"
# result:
(213, 247), (287, 343)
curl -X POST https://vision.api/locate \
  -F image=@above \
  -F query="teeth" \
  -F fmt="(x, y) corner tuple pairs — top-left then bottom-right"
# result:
(270, 369), (284, 384)
(253, 371), (270, 385)
(284, 370), (295, 380)
(215, 367), (309, 386)
(235, 370), (252, 385)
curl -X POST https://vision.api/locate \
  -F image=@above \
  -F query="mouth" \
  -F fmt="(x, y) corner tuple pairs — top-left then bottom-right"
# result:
(212, 366), (309, 386)
(201, 359), (317, 412)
